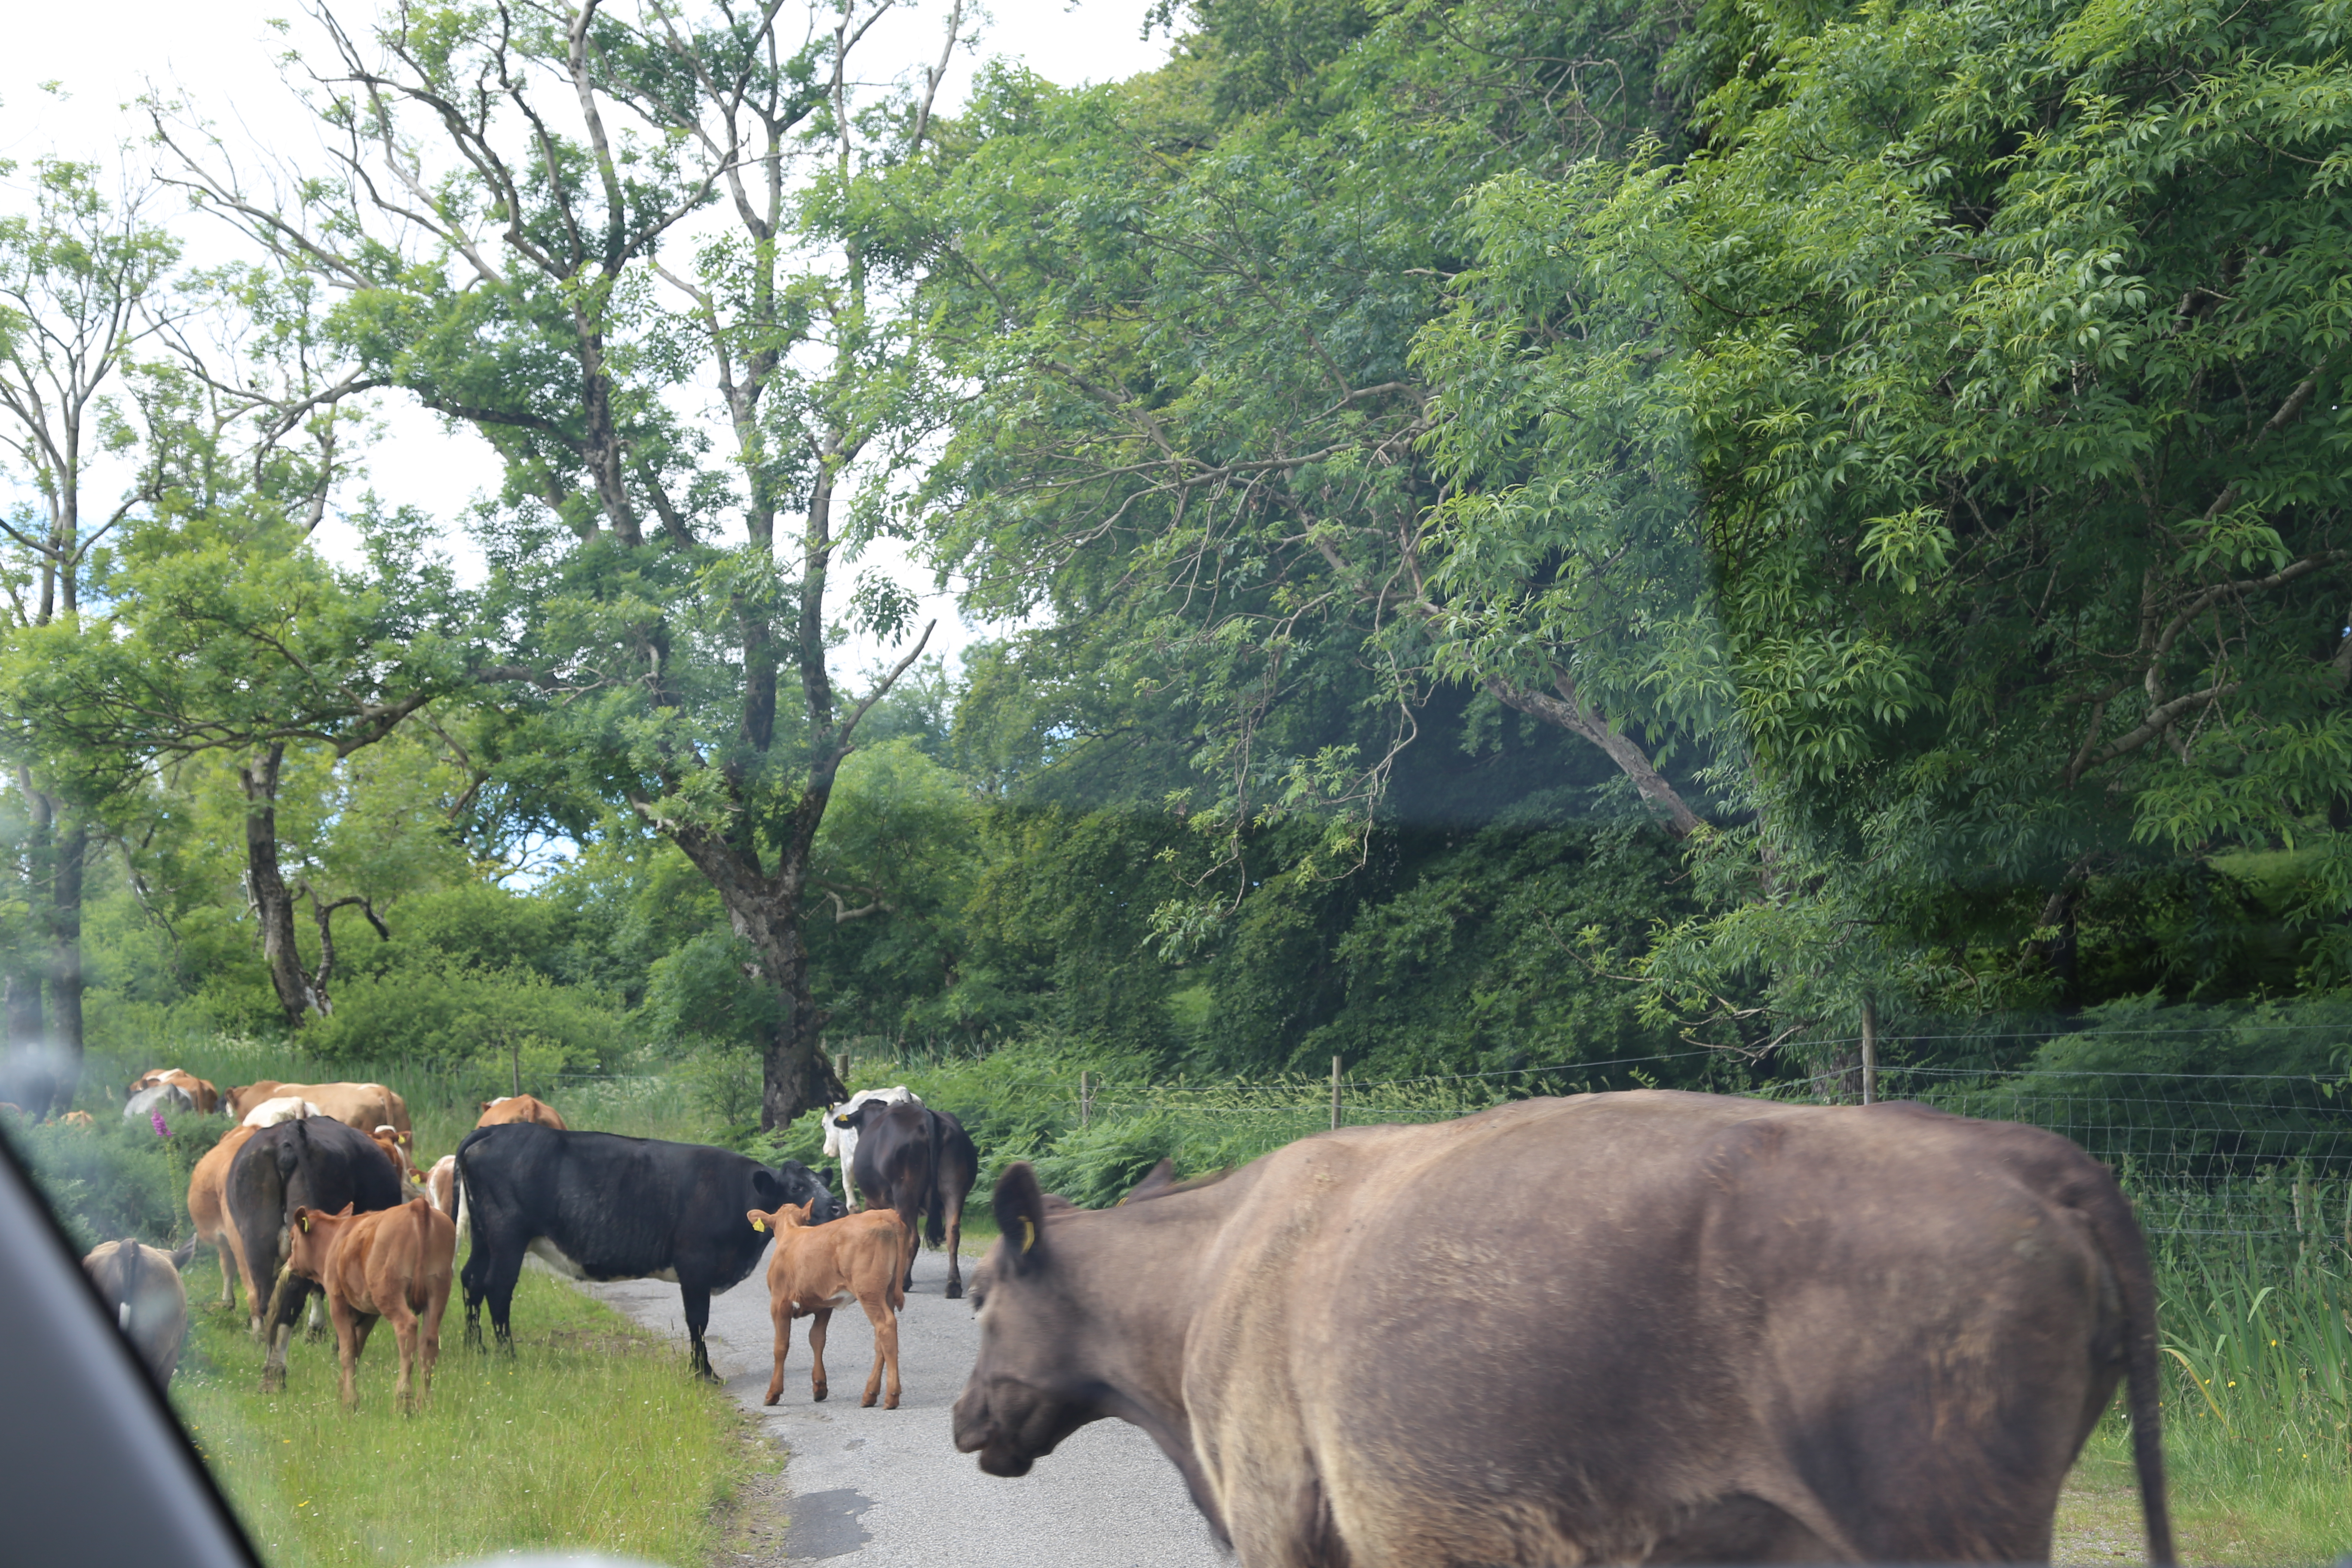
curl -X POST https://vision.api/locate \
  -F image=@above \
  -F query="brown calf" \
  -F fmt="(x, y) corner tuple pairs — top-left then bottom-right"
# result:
(187, 1124), (263, 1318)
(369, 1126), (421, 1186)
(285, 1197), (456, 1412)
(58, 1110), (95, 1129)
(130, 1068), (220, 1115)
(749, 1204), (907, 1409)
(475, 1094), (567, 1130)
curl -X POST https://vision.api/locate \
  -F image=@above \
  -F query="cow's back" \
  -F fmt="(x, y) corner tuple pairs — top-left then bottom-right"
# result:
(1180, 1091), (2136, 1567)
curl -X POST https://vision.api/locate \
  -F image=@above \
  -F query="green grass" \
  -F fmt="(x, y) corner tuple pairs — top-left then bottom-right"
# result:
(171, 1253), (765, 1568)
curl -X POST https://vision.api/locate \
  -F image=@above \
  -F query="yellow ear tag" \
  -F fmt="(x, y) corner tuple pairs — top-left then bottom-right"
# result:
(1020, 1217), (1037, 1253)
(752, 1218), (766, 1233)
(297, 1214), (309, 1233)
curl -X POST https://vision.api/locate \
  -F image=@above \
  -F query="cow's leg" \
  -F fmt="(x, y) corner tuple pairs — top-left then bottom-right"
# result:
(681, 1281), (717, 1382)
(417, 1281), (448, 1404)
(859, 1294), (900, 1409)
(807, 1307), (831, 1403)
(259, 1269), (309, 1393)
(896, 1192), (922, 1293)
(460, 1239), (487, 1351)
(764, 1301), (796, 1406)
(330, 1299), (366, 1409)
(213, 1238), (239, 1311)
(480, 1246), (526, 1357)
(304, 1291), (328, 1342)
(382, 1296), (423, 1415)
(940, 1180), (970, 1302)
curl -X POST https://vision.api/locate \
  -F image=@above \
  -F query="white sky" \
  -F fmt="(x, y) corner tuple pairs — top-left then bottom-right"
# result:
(0, 0), (1171, 686)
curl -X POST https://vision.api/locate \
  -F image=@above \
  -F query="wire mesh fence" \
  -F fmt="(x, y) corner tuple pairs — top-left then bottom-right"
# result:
(1015, 1050), (2352, 1255)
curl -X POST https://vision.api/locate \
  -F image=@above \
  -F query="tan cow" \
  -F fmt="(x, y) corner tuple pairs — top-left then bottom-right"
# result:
(130, 1068), (220, 1115)
(187, 1124), (263, 1317)
(475, 1094), (567, 1130)
(956, 1092), (2177, 1568)
(82, 1238), (198, 1387)
(241, 1096), (324, 1128)
(58, 1110), (95, 1129)
(230, 1081), (411, 1146)
(749, 1203), (908, 1409)
(221, 1082), (284, 1117)
(423, 1155), (460, 1223)
(285, 1197), (456, 1412)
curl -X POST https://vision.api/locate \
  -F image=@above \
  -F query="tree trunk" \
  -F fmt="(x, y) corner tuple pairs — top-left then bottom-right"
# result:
(668, 826), (846, 1131)
(9, 777), (49, 1055)
(241, 745), (327, 1027)
(48, 815), (85, 1058)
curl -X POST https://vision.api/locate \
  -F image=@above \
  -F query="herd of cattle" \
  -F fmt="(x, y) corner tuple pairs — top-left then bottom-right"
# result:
(69, 1072), (976, 1419)
(58, 1069), (2186, 1566)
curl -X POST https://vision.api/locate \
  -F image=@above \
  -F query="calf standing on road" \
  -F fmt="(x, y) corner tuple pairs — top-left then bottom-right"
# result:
(752, 1203), (909, 1409)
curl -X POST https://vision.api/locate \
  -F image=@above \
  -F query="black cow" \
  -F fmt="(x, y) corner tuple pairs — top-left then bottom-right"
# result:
(835, 1100), (979, 1299)
(455, 1124), (841, 1380)
(225, 1115), (405, 1391)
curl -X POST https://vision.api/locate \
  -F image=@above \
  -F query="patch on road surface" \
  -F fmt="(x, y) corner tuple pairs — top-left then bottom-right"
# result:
(787, 1488), (876, 1560)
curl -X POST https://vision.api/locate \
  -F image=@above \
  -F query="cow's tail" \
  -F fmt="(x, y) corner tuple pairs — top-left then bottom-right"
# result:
(922, 1111), (947, 1250)
(2080, 1168), (2176, 1567)
(454, 1139), (484, 1257)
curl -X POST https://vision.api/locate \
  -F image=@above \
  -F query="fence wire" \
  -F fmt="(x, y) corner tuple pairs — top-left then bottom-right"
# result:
(1037, 1057), (2352, 1250)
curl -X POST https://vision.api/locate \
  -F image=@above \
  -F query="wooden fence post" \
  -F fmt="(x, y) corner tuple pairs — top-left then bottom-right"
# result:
(1331, 1055), (1342, 1130)
(1080, 1069), (1091, 1129)
(1859, 998), (1878, 1106)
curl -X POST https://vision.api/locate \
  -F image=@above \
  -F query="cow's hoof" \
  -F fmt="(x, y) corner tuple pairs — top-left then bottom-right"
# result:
(861, 1392), (877, 1408)
(812, 1386), (828, 1403)
(884, 1396), (899, 1410)
(945, 1282), (963, 1300)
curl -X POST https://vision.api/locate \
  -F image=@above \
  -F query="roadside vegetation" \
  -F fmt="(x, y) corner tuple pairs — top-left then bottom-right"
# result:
(2, 0), (2351, 1557)
(170, 1256), (759, 1568)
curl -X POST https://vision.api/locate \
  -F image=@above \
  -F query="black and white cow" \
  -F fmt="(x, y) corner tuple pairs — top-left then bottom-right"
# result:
(226, 1115), (406, 1390)
(834, 1100), (979, 1299)
(455, 1124), (842, 1379)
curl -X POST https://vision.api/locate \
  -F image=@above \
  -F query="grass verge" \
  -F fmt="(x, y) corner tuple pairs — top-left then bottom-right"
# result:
(2055, 1410), (2351, 1565)
(170, 1255), (763, 1568)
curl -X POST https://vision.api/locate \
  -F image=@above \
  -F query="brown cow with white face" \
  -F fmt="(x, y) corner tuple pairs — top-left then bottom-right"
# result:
(955, 1091), (2176, 1568)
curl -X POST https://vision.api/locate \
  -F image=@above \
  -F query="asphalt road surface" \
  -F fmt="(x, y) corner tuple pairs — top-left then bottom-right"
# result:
(580, 1243), (1228, 1568)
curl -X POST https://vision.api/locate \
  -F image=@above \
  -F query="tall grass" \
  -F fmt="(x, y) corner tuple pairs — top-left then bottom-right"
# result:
(172, 1255), (762, 1568)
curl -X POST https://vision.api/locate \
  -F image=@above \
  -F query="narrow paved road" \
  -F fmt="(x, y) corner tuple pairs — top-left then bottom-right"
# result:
(580, 1245), (1227, 1568)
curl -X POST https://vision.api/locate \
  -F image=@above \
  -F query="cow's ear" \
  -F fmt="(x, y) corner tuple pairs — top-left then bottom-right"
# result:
(293, 1207), (312, 1234)
(752, 1168), (787, 1207)
(992, 1162), (1050, 1275)
(747, 1209), (770, 1234)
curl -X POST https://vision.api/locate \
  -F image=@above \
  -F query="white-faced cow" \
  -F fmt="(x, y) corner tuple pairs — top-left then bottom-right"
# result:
(226, 1115), (407, 1392)
(955, 1091), (2176, 1568)
(832, 1099), (978, 1299)
(455, 1123), (841, 1379)
(823, 1085), (919, 1207)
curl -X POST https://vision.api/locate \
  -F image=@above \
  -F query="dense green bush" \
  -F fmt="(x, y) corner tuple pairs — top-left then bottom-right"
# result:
(6, 1104), (229, 1250)
(301, 958), (626, 1079)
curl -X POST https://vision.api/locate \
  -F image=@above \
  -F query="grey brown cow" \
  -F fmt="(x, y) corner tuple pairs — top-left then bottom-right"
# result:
(955, 1090), (2174, 1568)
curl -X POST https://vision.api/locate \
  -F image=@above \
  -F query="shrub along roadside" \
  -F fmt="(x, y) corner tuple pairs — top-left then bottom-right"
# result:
(171, 1255), (762, 1568)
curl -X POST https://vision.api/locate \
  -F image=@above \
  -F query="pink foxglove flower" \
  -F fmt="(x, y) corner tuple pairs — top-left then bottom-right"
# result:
(151, 1112), (170, 1138)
